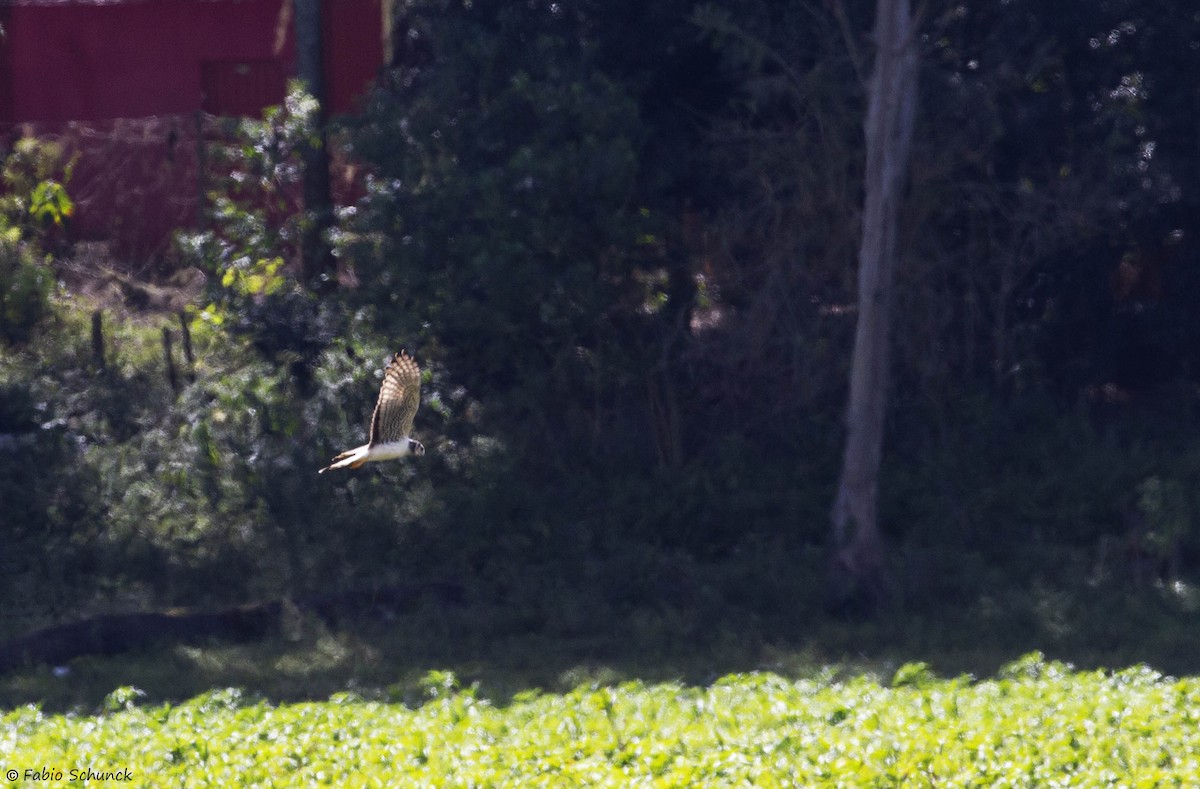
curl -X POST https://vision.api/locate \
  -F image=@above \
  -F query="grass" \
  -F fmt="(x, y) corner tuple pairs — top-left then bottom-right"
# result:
(5, 654), (1200, 786)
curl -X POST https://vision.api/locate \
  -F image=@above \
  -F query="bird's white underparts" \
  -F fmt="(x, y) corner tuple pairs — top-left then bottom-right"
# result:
(319, 438), (425, 473)
(319, 350), (425, 473)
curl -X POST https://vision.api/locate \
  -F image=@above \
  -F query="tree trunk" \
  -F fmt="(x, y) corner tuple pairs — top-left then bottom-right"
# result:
(294, 0), (336, 291)
(829, 0), (918, 609)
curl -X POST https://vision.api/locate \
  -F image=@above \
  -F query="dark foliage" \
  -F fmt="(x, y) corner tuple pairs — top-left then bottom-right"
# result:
(4, 0), (1200, 672)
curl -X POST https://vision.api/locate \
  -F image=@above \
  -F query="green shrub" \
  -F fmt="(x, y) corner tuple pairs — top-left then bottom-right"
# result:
(0, 231), (53, 343)
(1, 137), (75, 237)
(0, 378), (107, 632)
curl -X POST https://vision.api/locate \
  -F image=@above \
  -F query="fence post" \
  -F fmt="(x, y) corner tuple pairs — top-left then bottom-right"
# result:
(163, 327), (179, 394)
(178, 310), (196, 382)
(91, 310), (106, 371)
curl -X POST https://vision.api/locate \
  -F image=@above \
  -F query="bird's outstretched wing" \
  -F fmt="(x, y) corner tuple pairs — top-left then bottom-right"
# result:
(368, 351), (421, 446)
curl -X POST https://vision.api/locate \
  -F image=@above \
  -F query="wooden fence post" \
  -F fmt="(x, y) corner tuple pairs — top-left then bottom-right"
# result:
(91, 310), (106, 371)
(178, 310), (196, 382)
(163, 327), (179, 394)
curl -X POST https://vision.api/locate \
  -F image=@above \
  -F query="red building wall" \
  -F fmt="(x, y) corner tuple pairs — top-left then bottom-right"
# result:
(0, 0), (384, 262)
(0, 0), (383, 122)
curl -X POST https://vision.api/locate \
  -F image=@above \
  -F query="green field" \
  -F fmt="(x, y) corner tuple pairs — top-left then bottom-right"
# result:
(4, 654), (1197, 787)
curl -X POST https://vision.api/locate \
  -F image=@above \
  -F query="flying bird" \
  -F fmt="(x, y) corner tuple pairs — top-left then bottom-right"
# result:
(319, 351), (425, 473)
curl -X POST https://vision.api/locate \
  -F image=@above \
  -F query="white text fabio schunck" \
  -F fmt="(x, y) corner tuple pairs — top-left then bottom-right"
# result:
(16, 767), (134, 781)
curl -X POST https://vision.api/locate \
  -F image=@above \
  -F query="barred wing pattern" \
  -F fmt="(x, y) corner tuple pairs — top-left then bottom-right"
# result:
(368, 351), (421, 446)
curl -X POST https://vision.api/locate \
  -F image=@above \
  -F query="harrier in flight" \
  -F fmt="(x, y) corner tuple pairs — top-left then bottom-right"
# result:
(319, 351), (425, 473)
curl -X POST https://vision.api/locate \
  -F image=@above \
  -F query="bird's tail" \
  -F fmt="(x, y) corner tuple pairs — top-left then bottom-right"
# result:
(318, 445), (369, 473)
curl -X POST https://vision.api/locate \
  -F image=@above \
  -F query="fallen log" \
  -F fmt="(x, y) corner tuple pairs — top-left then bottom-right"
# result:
(0, 583), (463, 673)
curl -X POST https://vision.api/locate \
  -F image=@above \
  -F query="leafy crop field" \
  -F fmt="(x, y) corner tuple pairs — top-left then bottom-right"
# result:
(3, 654), (1198, 787)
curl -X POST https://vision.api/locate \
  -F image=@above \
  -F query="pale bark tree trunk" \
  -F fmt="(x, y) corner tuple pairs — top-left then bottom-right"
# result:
(829, 0), (919, 608)
(294, 0), (336, 292)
